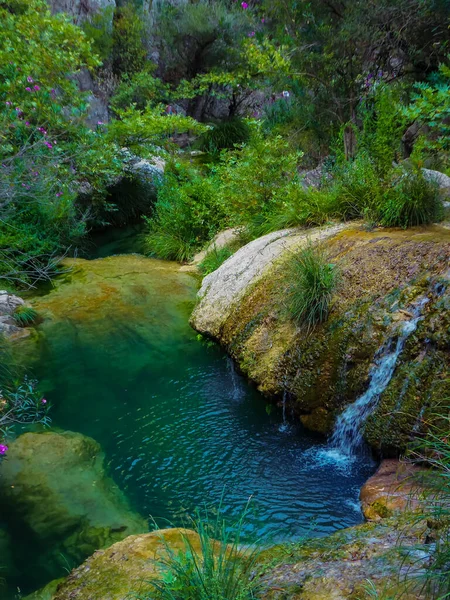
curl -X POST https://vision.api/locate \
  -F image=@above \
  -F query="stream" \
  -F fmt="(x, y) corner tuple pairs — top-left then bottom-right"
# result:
(4, 234), (376, 596)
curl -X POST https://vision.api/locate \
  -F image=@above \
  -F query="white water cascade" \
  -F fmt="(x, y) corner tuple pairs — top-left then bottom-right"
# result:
(227, 357), (245, 401)
(329, 299), (428, 458)
(279, 389), (289, 433)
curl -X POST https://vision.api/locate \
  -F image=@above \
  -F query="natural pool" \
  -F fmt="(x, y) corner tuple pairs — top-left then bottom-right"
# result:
(4, 249), (375, 597)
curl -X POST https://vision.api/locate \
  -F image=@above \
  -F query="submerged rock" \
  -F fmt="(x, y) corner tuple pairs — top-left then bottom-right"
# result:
(190, 225), (450, 452)
(0, 290), (31, 339)
(0, 431), (147, 569)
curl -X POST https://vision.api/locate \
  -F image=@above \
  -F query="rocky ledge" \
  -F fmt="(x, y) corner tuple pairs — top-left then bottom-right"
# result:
(191, 224), (450, 453)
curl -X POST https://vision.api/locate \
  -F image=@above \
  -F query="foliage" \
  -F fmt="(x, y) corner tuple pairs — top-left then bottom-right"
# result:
(142, 505), (262, 600)
(287, 243), (339, 328)
(110, 68), (171, 113)
(199, 247), (234, 276)
(405, 59), (450, 156)
(145, 163), (225, 262)
(379, 167), (442, 227)
(112, 2), (147, 76)
(12, 305), (39, 327)
(0, 376), (51, 444)
(0, 0), (123, 286)
(197, 119), (252, 156)
(82, 6), (114, 63)
(214, 131), (303, 225)
(107, 105), (207, 154)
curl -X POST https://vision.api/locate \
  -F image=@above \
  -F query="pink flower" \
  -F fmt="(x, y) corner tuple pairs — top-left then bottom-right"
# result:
(97, 121), (104, 125)
(33, 85), (40, 91)
(241, 1), (248, 7)
(27, 76), (34, 83)
(41, 398), (47, 404)
(55, 192), (62, 197)
(5, 101), (11, 106)
(0, 444), (8, 455)
(248, 31), (255, 37)
(261, 18), (265, 23)
(25, 121), (30, 126)
(25, 87), (32, 92)
(45, 142), (53, 149)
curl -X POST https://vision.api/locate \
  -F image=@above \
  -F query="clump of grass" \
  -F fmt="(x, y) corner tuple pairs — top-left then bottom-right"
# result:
(287, 243), (339, 328)
(199, 246), (234, 275)
(143, 505), (262, 600)
(198, 118), (252, 156)
(12, 305), (39, 327)
(379, 168), (443, 228)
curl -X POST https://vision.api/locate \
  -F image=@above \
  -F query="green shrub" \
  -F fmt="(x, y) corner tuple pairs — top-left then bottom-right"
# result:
(379, 168), (443, 228)
(199, 246), (234, 275)
(112, 2), (147, 76)
(215, 132), (303, 225)
(197, 119), (252, 156)
(12, 306), (39, 327)
(288, 243), (339, 328)
(145, 164), (225, 262)
(142, 506), (262, 600)
(110, 69), (170, 113)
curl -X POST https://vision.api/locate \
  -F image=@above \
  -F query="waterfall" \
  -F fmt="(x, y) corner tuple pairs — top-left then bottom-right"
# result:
(227, 357), (244, 401)
(329, 298), (428, 458)
(279, 389), (289, 433)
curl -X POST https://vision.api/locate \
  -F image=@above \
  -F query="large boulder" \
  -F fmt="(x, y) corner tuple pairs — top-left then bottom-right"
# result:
(191, 223), (348, 338)
(49, 0), (115, 24)
(0, 431), (147, 568)
(190, 225), (450, 452)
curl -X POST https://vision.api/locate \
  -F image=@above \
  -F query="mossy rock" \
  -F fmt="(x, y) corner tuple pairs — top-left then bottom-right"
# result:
(0, 431), (147, 571)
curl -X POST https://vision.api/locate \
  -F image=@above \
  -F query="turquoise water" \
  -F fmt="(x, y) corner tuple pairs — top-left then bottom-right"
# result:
(5, 250), (375, 596)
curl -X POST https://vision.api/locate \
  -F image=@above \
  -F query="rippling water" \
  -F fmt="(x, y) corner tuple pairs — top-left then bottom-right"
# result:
(9, 252), (375, 594)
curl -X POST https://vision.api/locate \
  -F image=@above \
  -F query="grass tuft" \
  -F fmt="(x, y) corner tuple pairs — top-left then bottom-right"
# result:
(140, 504), (262, 600)
(12, 305), (39, 327)
(287, 243), (339, 328)
(199, 247), (234, 275)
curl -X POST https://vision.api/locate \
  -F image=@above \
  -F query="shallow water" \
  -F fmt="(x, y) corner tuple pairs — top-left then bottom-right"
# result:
(8, 252), (375, 595)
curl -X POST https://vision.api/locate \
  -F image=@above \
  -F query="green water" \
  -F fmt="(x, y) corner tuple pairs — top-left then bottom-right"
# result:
(4, 252), (374, 596)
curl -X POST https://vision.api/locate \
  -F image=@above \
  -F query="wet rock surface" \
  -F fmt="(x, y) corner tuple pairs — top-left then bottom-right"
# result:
(0, 431), (147, 582)
(360, 459), (422, 520)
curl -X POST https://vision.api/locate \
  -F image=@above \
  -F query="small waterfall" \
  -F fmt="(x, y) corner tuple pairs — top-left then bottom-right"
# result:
(329, 298), (428, 458)
(279, 389), (289, 433)
(227, 357), (244, 401)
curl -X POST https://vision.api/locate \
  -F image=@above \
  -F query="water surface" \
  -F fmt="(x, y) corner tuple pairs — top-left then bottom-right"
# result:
(10, 252), (374, 593)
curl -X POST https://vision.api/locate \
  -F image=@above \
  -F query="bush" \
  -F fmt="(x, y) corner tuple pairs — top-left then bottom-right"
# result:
(12, 306), (39, 327)
(197, 119), (252, 156)
(143, 506), (262, 600)
(145, 164), (225, 262)
(288, 243), (339, 328)
(215, 132), (303, 225)
(199, 246), (234, 275)
(110, 68), (171, 113)
(379, 167), (443, 228)
(112, 3), (147, 76)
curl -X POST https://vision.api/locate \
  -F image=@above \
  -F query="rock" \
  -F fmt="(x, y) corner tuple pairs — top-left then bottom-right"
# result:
(0, 290), (24, 315)
(0, 431), (147, 567)
(190, 224), (450, 452)
(50, 529), (216, 600)
(360, 459), (422, 520)
(121, 149), (165, 187)
(190, 223), (348, 338)
(24, 579), (65, 600)
(49, 0), (115, 25)
(261, 517), (430, 599)
(0, 290), (30, 338)
(422, 168), (450, 195)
